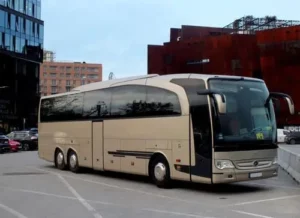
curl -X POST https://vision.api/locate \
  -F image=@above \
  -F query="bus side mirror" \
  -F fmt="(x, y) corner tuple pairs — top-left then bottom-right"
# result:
(214, 94), (227, 114)
(266, 92), (295, 115)
(197, 90), (227, 114)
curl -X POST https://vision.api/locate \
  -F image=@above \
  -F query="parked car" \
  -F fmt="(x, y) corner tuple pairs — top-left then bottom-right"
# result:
(0, 135), (10, 153)
(0, 135), (21, 152)
(285, 131), (300, 144)
(277, 128), (290, 143)
(6, 131), (38, 151)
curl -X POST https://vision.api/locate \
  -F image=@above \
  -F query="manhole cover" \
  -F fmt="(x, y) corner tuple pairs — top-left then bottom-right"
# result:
(2, 172), (46, 176)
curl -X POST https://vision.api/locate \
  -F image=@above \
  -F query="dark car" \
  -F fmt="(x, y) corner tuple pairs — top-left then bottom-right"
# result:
(0, 135), (10, 153)
(6, 131), (38, 151)
(285, 131), (300, 144)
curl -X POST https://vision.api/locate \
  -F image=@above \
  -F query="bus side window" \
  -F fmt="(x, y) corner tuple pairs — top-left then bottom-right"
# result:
(110, 85), (147, 118)
(83, 89), (111, 119)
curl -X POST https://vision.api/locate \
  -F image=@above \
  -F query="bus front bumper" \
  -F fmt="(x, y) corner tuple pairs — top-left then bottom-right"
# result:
(212, 165), (278, 184)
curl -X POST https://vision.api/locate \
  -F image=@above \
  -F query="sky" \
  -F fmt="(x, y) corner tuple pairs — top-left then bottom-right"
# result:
(42, 0), (299, 80)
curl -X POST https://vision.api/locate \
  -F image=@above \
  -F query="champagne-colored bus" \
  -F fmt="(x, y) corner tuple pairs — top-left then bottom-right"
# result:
(38, 74), (295, 188)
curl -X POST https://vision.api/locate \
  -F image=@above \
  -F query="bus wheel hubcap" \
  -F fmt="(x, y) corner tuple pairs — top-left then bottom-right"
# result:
(57, 152), (64, 165)
(154, 163), (166, 181)
(70, 154), (77, 168)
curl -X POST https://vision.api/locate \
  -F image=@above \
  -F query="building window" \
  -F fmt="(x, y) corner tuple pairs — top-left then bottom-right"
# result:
(52, 80), (56, 85)
(66, 80), (71, 86)
(10, 14), (15, 31)
(66, 73), (71, 78)
(66, 87), (71, 92)
(50, 73), (56, 78)
(0, 10), (5, 27)
(49, 66), (57, 70)
(51, 87), (57, 94)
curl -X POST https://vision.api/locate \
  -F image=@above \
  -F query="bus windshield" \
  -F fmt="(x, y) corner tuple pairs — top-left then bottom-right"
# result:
(208, 79), (276, 145)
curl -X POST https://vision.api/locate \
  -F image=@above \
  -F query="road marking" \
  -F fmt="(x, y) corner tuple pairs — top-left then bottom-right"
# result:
(142, 208), (216, 218)
(232, 210), (274, 218)
(28, 166), (213, 207)
(0, 185), (219, 217)
(0, 185), (126, 207)
(0, 202), (28, 218)
(228, 195), (300, 206)
(57, 174), (103, 218)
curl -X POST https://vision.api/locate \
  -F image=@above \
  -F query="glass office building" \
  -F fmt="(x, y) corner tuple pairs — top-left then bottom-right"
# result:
(0, 0), (44, 132)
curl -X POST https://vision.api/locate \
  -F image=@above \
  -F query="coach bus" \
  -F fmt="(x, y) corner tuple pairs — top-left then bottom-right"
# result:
(38, 74), (295, 188)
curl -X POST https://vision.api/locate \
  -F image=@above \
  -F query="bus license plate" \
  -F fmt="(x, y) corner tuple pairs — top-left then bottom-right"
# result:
(249, 172), (262, 178)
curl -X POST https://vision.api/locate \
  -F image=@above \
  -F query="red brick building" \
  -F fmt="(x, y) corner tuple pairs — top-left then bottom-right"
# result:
(148, 16), (300, 127)
(40, 61), (102, 96)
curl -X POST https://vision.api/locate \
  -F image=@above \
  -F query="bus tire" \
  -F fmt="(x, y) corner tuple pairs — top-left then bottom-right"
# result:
(55, 149), (66, 170)
(150, 155), (171, 188)
(68, 150), (80, 173)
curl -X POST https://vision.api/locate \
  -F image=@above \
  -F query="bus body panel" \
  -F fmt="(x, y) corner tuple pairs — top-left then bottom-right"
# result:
(103, 116), (191, 180)
(92, 121), (104, 171)
(38, 121), (92, 168)
(212, 149), (278, 183)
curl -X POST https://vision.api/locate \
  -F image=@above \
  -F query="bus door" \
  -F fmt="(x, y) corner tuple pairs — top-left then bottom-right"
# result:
(92, 121), (104, 171)
(190, 108), (213, 183)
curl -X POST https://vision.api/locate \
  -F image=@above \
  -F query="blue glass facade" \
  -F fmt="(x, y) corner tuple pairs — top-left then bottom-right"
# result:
(0, 0), (44, 62)
(0, 0), (44, 132)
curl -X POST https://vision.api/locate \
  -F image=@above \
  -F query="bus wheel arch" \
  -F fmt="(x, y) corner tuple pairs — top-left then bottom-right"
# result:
(54, 148), (67, 170)
(148, 153), (171, 188)
(67, 149), (80, 173)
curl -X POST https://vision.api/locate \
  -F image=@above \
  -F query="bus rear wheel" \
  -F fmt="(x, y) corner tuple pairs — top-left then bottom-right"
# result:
(150, 156), (171, 188)
(68, 150), (80, 173)
(55, 149), (66, 170)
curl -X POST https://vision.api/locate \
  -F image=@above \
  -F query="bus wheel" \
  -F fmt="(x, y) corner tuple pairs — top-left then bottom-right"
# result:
(55, 149), (66, 170)
(150, 156), (171, 188)
(68, 151), (80, 173)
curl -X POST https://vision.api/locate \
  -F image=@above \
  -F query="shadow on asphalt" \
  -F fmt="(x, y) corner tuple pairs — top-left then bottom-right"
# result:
(43, 165), (270, 195)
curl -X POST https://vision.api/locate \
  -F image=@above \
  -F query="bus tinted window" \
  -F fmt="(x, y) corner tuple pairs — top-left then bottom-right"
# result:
(83, 89), (111, 119)
(110, 85), (147, 117)
(40, 93), (84, 122)
(146, 86), (181, 116)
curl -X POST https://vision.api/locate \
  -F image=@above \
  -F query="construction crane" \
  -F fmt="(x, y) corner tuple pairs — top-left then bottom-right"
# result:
(108, 72), (115, 80)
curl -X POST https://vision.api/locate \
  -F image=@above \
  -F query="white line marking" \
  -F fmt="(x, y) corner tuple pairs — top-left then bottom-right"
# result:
(0, 185), (125, 207)
(0, 202), (28, 218)
(57, 174), (103, 218)
(142, 208), (215, 218)
(232, 210), (274, 218)
(0, 185), (219, 217)
(28, 166), (212, 207)
(229, 195), (300, 206)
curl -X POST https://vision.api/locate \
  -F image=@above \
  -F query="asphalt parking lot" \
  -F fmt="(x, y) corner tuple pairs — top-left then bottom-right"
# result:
(0, 151), (299, 218)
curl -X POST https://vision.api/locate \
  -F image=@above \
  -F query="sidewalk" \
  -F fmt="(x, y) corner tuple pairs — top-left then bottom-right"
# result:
(278, 144), (300, 184)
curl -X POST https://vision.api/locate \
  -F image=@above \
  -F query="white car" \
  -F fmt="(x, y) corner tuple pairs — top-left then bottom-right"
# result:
(277, 128), (289, 143)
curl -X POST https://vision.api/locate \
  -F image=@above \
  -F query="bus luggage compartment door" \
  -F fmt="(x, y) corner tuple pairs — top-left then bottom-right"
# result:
(92, 121), (104, 171)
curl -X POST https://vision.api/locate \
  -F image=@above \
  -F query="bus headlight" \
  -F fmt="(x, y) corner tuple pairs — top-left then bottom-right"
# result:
(215, 160), (235, 170)
(272, 157), (278, 165)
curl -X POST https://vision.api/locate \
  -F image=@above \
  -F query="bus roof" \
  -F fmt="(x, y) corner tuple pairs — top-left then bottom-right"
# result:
(41, 73), (264, 99)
